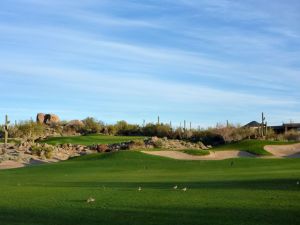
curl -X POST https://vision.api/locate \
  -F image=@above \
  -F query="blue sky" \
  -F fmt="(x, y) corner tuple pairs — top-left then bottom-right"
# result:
(0, 0), (299, 127)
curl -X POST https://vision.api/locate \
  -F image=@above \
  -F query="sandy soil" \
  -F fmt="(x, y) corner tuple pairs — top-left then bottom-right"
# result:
(143, 143), (300, 160)
(0, 161), (25, 169)
(0, 158), (55, 170)
(142, 150), (255, 160)
(264, 143), (300, 158)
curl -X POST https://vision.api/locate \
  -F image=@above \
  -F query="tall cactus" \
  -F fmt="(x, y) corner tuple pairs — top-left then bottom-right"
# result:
(4, 115), (10, 148)
(261, 112), (266, 137)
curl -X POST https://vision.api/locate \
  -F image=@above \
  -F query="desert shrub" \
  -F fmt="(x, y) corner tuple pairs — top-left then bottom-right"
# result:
(49, 122), (63, 134)
(31, 145), (54, 158)
(133, 139), (145, 147)
(275, 134), (285, 141)
(284, 130), (300, 141)
(115, 121), (141, 136)
(10, 121), (46, 138)
(142, 123), (172, 138)
(0, 125), (4, 138)
(265, 128), (277, 140)
(142, 124), (157, 137)
(156, 124), (172, 138)
(31, 145), (43, 156)
(44, 146), (54, 159)
(210, 125), (255, 143)
(171, 128), (183, 139)
(104, 125), (117, 135)
(62, 125), (77, 135)
(190, 131), (225, 146)
(128, 139), (145, 150)
(153, 139), (163, 148)
(81, 117), (103, 134)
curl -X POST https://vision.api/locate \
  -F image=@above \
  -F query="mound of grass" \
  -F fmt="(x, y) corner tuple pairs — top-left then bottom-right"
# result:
(213, 139), (298, 156)
(40, 134), (145, 146)
(181, 149), (210, 156)
(0, 152), (299, 225)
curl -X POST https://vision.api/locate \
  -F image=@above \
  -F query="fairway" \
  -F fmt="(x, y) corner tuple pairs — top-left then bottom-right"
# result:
(0, 152), (299, 225)
(40, 134), (145, 145)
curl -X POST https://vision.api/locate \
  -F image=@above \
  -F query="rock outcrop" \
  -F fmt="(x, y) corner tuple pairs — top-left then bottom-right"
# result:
(144, 137), (208, 150)
(36, 113), (45, 124)
(66, 120), (84, 127)
(44, 114), (60, 124)
(36, 113), (60, 124)
(0, 136), (209, 169)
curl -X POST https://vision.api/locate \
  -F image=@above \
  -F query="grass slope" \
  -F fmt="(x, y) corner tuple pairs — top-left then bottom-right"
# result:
(181, 149), (210, 156)
(40, 134), (145, 145)
(0, 151), (299, 225)
(213, 140), (298, 155)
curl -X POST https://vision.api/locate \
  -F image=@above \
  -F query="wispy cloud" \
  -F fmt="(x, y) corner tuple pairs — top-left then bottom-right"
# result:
(0, 0), (299, 125)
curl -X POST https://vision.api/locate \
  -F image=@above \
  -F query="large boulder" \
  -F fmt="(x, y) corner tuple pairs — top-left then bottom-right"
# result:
(66, 120), (84, 127)
(44, 114), (60, 124)
(36, 113), (45, 124)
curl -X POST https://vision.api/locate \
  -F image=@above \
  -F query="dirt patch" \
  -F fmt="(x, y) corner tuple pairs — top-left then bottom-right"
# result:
(264, 143), (300, 158)
(142, 150), (255, 160)
(0, 161), (25, 170)
(0, 157), (57, 170)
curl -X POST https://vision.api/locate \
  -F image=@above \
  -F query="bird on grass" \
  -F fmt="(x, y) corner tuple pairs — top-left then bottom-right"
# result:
(173, 185), (178, 190)
(86, 197), (95, 203)
(138, 187), (142, 191)
(182, 187), (187, 192)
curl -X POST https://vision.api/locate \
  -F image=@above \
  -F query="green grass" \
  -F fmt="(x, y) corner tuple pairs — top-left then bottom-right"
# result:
(40, 134), (145, 146)
(181, 149), (210, 156)
(213, 139), (298, 156)
(0, 151), (299, 225)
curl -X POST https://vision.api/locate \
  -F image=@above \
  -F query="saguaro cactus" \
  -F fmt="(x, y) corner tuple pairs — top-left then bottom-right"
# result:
(261, 112), (266, 137)
(4, 115), (10, 147)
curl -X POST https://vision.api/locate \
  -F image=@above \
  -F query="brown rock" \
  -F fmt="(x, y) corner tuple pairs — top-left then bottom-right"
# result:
(44, 114), (60, 124)
(36, 113), (45, 124)
(67, 120), (84, 127)
(96, 144), (109, 153)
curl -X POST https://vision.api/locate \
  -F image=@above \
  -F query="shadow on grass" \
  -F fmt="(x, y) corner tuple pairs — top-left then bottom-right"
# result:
(31, 179), (300, 191)
(0, 205), (299, 225)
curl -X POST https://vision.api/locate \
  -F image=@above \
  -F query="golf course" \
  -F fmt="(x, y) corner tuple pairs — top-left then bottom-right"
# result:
(0, 135), (300, 225)
(1, 0), (300, 224)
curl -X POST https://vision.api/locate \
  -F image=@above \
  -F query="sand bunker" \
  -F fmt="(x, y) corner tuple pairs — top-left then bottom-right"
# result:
(142, 150), (255, 160)
(0, 158), (52, 170)
(143, 143), (300, 160)
(264, 143), (300, 158)
(0, 161), (25, 170)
